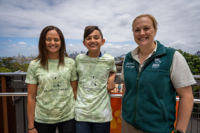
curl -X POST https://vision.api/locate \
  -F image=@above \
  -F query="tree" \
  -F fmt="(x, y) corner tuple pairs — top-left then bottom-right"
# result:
(0, 67), (11, 72)
(0, 57), (29, 72)
(178, 49), (200, 75)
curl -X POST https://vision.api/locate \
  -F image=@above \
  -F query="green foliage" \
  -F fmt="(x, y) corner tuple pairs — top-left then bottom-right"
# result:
(20, 63), (29, 72)
(0, 67), (11, 72)
(0, 57), (29, 72)
(0, 50), (200, 74)
(177, 49), (200, 75)
(193, 85), (200, 92)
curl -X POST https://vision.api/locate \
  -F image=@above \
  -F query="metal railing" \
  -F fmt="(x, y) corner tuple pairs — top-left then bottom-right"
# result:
(1, 92), (200, 102)
(0, 92), (200, 133)
(0, 73), (200, 133)
(0, 92), (27, 96)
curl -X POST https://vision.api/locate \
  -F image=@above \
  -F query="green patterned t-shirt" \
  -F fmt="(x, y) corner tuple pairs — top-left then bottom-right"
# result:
(25, 57), (77, 124)
(75, 53), (116, 122)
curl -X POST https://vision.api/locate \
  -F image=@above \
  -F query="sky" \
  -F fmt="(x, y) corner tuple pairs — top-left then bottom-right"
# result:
(0, 0), (200, 57)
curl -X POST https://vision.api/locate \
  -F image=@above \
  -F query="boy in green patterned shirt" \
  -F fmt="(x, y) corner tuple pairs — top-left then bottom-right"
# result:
(75, 26), (116, 133)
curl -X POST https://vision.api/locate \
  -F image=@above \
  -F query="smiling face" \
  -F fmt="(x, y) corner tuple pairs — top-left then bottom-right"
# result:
(83, 29), (105, 53)
(133, 16), (157, 47)
(45, 29), (61, 57)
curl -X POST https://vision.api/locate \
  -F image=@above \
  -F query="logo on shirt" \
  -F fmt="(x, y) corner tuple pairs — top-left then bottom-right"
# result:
(152, 58), (161, 68)
(125, 62), (135, 69)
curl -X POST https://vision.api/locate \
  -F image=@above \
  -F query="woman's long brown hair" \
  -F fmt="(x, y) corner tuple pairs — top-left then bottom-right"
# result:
(36, 25), (68, 69)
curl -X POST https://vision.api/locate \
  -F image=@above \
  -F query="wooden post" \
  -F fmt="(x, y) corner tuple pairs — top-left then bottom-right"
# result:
(1, 76), (9, 133)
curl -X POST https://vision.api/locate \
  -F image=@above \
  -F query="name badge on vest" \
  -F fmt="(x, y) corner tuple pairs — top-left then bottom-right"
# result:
(152, 58), (161, 68)
(125, 62), (135, 69)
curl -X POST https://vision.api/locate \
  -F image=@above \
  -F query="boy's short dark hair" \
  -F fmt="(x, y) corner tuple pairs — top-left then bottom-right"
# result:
(83, 26), (103, 40)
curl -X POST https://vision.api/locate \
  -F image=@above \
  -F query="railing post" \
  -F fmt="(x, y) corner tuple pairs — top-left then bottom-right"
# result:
(1, 76), (9, 133)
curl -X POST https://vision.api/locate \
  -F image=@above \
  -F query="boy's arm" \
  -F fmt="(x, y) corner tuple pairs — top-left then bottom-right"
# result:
(107, 72), (116, 92)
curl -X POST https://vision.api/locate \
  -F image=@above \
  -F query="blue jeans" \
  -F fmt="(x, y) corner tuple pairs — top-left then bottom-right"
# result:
(76, 121), (110, 133)
(34, 119), (75, 133)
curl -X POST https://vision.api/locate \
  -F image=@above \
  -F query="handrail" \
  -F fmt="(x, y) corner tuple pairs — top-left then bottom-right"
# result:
(0, 92), (27, 96)
(176, 97), (200, 104)
(0, 92), (200, 104)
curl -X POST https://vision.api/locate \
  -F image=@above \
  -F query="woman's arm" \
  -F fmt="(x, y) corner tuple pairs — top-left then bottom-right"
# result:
(107, 72), (116, 92)
(71, 80), (78, 99)
(175, 86), (194, 133)
(27, 84), (38, 133)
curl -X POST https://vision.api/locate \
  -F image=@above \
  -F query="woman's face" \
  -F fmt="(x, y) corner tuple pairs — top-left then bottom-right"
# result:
(133, 16), (156, 47)
(45, 29), (61, 56)
(83, 30), (105, 52)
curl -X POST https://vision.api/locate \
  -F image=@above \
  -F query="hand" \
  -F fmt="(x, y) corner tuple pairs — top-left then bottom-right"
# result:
(107, 80), (115, 92)
(107, 72), (116, 92)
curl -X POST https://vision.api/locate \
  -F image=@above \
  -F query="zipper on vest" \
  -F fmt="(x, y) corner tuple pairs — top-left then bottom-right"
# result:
(134, 52), (164, 123)
(134, 63), (140, 123)
(134, 56), (154, 123)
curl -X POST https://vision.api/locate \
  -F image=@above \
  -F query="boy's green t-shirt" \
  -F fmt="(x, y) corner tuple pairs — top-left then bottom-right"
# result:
(75, 53), (116, 122)
(25, 57), (77, 124)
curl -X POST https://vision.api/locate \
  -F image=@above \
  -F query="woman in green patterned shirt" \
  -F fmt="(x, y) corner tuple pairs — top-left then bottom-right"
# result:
(26, 26), (77, 133)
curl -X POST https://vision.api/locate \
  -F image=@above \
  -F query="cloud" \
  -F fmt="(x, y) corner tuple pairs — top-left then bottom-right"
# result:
(17, 41), (28, 47)
(66, 42), (136, 57)
(0, 0), (199, 56)
(0, 39), (37, 57)
(164, 40), (199, 54)
(0, 37), (136, 57)
(101, 43), (136, 57)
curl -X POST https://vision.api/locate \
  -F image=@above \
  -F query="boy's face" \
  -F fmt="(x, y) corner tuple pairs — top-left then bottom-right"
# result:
(83, 30), (105, 52)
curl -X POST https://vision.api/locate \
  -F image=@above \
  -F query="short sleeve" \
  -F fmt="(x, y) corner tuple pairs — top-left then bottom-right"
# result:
(25, 61), (38, 84)
(70, 60), (77, 81)
(110, 59), (117, 73)
(170, 51), (196, 88)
